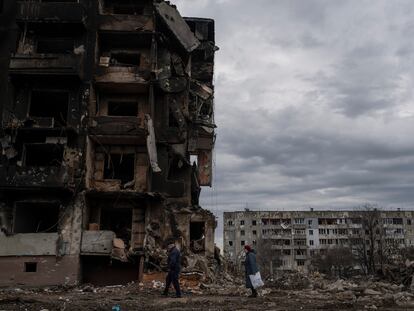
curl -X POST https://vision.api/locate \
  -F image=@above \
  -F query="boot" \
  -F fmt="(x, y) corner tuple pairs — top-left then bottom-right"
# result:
(248, 288), (258, 298)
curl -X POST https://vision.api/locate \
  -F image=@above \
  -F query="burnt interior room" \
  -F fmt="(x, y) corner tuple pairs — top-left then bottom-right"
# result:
(29, 90), (69, 127)
(168, 156), (187, 181)
(107, 101), (138, 116)
(102, 0), (153, 15)
(36, 37), (74, 54)
(40, 0), (78, 2)
(13, 202), (59, 233)
(110, 51), (141, 67)
(103, 153), (135, 184)
(99, 32), (152, 66)
(81, 256), (139, 286)
(16, 23), (84, 55)
(190, 221), (205, 240)
(190, 221), (205, 252)
(23, 143), (64, 167)
(100, 207), (132, 245)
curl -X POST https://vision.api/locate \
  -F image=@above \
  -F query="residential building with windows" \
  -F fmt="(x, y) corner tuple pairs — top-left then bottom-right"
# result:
(224, 210), (414, 271)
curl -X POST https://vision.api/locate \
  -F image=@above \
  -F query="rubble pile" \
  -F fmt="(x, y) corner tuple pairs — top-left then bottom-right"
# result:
(383, 259), (414, 289)
(261, 271), (414, 309)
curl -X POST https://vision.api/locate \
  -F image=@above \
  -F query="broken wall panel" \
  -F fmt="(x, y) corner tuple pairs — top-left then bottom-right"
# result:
(155, 2), (200, 52)
(198, 149), (212, 186)
(0, 255), (80, 287)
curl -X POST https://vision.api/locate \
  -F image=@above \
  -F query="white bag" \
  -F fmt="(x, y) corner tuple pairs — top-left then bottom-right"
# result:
(249, 271), (264, 289)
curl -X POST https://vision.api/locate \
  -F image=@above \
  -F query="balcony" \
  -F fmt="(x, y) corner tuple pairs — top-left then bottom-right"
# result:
(0, 165), (70, 191)
(0, 233), (58, 256)
(16, 1), (85, 24)
(89, 116), (146, 145)
(95, 66), (150, 93)
(98, 14), (154, 32)
(81, 231), (115, 256)
(9, 54), (80, 76)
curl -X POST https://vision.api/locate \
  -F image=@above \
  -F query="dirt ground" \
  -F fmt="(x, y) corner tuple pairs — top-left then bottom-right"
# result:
(0, 285), (413, 311)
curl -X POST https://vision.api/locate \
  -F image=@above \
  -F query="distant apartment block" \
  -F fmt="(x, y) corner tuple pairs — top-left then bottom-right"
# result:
(223, 210), (414, 271)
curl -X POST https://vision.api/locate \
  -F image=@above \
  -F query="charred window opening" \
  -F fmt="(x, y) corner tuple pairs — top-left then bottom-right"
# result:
(25, 262), (37, 272)
(81, 256), (139, 286)
(100, 33), (152, 50)
(108, 101), (138, 116)
(190, 222), (205, 253)
(13, 202), (59, 233)
(113, 5), (144, 15)
(104, 153), (135, 184)
(110, 52), (140, 67)
(37, 37), (74, 54)
(40, 0), (78, 2)
(24, 143), (64, 167)
(168, 157), (185, 181)
(30, 90), (69, 127)
(100, 208), (132, 245)
(103, 0), (145, 15)
(168, 108), (179, 128)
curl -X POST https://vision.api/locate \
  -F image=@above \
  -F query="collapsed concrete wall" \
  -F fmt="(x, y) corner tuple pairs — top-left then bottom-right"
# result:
(0, 0), (217, 287)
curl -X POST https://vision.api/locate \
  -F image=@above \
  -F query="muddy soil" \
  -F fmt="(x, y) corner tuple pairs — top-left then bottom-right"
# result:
(0, 286), (411, 311)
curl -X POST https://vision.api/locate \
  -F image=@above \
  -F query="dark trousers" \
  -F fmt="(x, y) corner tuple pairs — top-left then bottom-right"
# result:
(164, 270), (181, 296)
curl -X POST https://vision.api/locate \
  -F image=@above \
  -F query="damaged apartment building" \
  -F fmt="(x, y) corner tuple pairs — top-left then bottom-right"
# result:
(224, 210), (414, 273)
(0, 0), (217, 286)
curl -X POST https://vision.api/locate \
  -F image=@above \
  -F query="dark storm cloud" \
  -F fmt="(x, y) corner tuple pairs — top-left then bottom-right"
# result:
(174, 0), (414, 245)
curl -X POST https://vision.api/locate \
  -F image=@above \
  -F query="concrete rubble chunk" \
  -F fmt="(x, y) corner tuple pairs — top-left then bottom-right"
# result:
(155, 2), (200, 52)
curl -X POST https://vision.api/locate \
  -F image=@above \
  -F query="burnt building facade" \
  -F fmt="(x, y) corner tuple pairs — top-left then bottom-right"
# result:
(0, 0), (217, 286)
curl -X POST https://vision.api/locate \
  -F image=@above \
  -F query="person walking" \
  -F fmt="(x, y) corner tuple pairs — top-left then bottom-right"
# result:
(244, 244), (259, 297)
(162, 243), (182, 298)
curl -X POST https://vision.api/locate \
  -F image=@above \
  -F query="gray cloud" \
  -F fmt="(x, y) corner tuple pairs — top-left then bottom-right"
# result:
(174, 0), (414, 247)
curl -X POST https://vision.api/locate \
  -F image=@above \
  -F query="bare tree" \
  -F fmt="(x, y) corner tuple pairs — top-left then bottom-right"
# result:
(311, 247), (355, 278)
(255, 239), (281, 279)
(349, 204), (406, 276)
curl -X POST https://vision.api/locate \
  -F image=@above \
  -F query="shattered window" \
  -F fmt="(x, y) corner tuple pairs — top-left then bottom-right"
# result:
(14, 202), (59, 233)
(24, 144), (64, 167)
(30, 90), (69, 127)
(37, 37), (74, 54)
(104, 153), (135, 184)
(107, 101), (138, 116)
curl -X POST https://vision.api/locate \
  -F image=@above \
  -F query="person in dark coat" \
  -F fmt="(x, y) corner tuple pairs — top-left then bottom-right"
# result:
(162, 243), (182, 298)
(244, 245), (259, 297)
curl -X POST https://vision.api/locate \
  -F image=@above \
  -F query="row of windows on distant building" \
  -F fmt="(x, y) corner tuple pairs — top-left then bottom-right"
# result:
(228, 237), (406, 248)
(236, 227), (404, 237)
(227, 217), (408, 227)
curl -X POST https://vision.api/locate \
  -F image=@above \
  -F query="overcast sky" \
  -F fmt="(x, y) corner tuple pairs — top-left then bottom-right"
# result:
(174, 0), (414, 247)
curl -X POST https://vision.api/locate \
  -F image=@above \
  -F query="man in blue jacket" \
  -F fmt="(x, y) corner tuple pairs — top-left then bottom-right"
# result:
(244, 245), (259, 297)
(162, 243), (182, 298)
